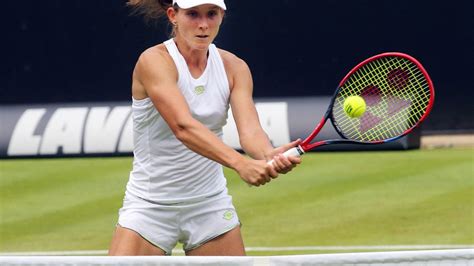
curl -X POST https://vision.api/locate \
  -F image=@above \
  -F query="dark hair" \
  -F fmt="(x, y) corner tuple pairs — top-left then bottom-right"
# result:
(127, 0), (176, 23)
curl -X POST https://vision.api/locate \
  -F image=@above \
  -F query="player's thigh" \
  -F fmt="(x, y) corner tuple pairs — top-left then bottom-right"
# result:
(108, 225), (166, 256)
(185, 226), (245, 256)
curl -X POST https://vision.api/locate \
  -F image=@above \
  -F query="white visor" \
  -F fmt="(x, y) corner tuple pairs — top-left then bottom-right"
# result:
(172, 0), (226, 10)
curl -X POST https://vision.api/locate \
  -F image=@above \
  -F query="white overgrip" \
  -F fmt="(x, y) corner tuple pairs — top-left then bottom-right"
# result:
(267, 145), (304, 165)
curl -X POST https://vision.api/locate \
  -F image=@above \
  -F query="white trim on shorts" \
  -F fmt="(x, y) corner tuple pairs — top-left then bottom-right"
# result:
(115, 224), (170, 255)
(184, 222), (241, 252)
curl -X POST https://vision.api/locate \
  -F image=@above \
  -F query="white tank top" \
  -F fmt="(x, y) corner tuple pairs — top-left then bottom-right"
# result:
(125, 39), (230, 203)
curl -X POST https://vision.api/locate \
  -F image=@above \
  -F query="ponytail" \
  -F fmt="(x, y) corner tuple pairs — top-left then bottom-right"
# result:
(127, 0), (175, 23)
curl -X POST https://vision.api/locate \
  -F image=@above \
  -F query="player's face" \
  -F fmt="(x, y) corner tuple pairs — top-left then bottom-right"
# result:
(173, 5), (224, 50)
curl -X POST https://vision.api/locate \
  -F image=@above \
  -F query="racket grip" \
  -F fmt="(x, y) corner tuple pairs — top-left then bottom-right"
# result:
(267, 145), (305, 165)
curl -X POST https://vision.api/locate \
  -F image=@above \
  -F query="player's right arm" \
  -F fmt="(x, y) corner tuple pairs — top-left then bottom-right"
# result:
(131, 46), (277, 186)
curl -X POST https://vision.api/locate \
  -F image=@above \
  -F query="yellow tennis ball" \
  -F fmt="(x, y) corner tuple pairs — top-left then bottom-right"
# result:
(343, 96), (366, 118)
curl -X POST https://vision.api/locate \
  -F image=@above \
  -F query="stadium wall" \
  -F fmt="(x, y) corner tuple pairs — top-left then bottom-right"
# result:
(0, 97), (419, 159)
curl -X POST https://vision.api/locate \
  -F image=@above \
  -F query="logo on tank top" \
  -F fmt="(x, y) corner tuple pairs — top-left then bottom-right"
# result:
(194, 85), (205, 95)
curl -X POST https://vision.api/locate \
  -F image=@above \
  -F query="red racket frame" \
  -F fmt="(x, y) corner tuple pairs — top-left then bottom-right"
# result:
(299, 52), (435, 152)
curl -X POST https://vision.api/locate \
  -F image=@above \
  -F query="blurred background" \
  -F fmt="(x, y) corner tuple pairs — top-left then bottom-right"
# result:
(1, 0), (473, 133)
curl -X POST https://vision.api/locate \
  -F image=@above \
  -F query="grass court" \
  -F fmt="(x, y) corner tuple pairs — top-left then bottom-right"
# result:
(0, 148), (472, 255)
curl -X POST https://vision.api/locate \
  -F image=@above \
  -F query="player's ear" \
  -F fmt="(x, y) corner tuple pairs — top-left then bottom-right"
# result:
(167, 6), (177, 23)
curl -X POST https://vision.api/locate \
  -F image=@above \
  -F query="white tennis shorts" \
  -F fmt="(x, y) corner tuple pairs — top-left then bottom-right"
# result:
(117, 188), (240, 255)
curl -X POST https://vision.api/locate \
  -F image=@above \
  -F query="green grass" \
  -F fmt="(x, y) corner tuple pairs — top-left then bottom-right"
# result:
(0, 148), (473, 255)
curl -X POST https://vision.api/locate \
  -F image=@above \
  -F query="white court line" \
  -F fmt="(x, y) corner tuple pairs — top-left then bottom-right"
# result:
(1, 245), (473, 256)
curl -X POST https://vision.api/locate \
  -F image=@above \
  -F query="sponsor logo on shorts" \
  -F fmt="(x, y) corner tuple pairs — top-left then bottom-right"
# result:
(223, 210), (234, 220)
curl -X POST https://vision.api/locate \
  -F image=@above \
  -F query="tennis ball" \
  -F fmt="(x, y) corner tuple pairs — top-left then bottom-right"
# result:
(343, 96), (366, 118)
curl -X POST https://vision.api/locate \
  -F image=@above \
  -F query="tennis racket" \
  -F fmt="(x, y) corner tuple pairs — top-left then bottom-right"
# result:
(274, 52), (435, 161)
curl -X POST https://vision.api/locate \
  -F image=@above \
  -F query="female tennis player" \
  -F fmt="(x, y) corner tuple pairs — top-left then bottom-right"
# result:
(108, 0), (301, 256)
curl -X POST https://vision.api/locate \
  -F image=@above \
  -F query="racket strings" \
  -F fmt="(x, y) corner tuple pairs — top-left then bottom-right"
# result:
(347, 63), (422, 140)
(333, 56), (431, 142)
(351, 58), (427, 140)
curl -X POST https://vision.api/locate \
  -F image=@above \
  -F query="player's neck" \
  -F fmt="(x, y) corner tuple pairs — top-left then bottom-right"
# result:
(173, 38), (209, 69)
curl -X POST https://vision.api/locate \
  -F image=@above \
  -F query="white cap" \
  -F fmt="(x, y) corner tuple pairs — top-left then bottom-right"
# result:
(172, 0), (226, 10)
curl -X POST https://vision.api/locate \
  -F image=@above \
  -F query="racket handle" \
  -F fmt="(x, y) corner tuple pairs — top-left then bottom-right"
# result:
(248, 146), (305, 187)
(267, 145), (305, 165)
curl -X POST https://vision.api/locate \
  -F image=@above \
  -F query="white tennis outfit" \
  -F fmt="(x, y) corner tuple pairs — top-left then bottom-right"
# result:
(117, 39), (240, 255)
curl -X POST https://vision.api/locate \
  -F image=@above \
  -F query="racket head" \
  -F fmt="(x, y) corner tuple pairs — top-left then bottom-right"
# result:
(329, 52), (435, 144)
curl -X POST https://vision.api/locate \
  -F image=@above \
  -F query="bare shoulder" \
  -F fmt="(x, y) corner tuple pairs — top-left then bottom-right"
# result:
(135, 44), (176, 77)
(131, 44), (177, 99)
(217, 48), (250, 75)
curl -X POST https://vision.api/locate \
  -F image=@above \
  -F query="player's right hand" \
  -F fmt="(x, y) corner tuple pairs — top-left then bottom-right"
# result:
(235, 158), (278, 186)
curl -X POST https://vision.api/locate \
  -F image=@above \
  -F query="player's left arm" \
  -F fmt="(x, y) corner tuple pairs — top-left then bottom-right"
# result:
(222, 51), (301, 172)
